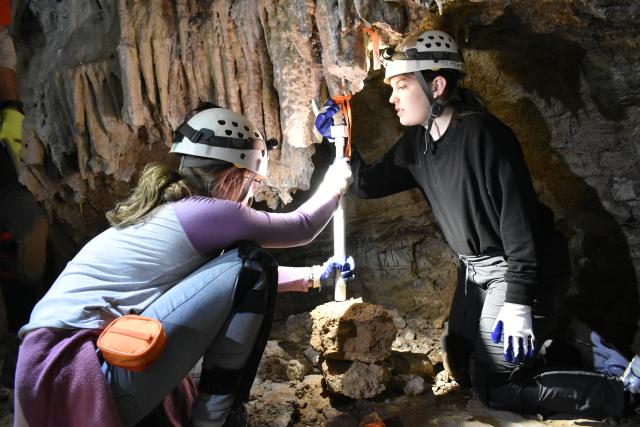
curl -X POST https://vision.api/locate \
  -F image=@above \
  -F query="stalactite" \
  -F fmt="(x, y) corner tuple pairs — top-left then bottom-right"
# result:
(20, 0), (409, 213)
(230, 0), (264, 131)
(117, 0), (146, 127)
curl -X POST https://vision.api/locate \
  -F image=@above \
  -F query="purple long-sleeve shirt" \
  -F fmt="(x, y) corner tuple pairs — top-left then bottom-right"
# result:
(173, 196), (336, 293)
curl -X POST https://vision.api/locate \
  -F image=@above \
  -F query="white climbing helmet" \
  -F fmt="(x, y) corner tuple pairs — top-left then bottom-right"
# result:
(171, 104), (277, 177)
(383, 30), (464, 83)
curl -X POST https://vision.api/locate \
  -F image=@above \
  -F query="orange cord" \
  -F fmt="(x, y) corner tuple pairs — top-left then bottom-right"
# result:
(331, 93), (352, 159)
(326, 26), (377, 159)
(363, 26), (381, 70)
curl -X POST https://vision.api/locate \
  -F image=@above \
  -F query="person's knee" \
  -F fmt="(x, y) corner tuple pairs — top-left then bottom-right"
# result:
(473, 380), (527, 413)
(470, 359), (541, 414)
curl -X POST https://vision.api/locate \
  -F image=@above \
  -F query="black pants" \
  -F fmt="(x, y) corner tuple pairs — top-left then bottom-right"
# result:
(0, 183), (49, 333)
(442, 255), (626, 419)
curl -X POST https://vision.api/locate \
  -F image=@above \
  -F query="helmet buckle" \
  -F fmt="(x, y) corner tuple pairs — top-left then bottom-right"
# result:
(405, 48), (418, 59)
(190, 130), (203, 142)
(191, 128), (215, 143)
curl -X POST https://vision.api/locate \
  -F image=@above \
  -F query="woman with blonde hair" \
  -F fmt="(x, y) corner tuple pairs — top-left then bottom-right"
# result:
(15, 103), (354, 427)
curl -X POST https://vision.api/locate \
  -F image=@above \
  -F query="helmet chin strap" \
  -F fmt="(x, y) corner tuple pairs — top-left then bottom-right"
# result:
(237, 171), (257, 204)
(179, 164), (207, 195)
(415, 72), (447, 155)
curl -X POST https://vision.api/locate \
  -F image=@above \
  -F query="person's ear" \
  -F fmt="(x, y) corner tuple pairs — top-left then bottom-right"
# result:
(432, 76), (447, 99)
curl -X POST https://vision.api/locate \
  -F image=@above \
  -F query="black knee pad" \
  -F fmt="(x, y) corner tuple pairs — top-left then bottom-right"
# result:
(198, 242), (278, 401)
(441, 330), (473, 387)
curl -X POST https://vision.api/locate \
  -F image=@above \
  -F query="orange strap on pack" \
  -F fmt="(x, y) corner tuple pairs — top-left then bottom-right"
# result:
(330, 93), (352, 158)
(0, 0), (11, 27)
(363, 26), (381, 70)
(97, 314), (167, 372)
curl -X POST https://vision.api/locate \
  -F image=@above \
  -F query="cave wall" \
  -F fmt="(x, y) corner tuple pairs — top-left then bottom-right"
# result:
(10, 1), (640, 352)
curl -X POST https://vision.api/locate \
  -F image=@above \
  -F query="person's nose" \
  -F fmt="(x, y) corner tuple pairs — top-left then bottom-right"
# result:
(389, 90), (397, 105)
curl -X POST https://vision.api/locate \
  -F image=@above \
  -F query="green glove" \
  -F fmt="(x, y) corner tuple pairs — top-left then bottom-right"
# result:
(0, 107), (24, 169)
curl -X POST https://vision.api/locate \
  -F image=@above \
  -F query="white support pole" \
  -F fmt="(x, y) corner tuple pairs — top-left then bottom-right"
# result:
(330, 118), (348, 301)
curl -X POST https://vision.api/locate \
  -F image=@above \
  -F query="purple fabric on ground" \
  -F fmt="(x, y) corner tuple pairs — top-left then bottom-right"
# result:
(15, 328), (197, 427)
(161, 375), (197, 426)
(14, 328), (123, 427)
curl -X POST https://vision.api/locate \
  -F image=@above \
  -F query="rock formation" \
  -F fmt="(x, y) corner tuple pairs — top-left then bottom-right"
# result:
(309, 299), (396, 398)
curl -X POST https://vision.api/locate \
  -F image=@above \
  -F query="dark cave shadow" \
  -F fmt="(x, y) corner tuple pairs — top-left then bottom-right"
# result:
(463, 10), (586, 116)
(460, 7), (627, 122)
(502, 97), (639, 355)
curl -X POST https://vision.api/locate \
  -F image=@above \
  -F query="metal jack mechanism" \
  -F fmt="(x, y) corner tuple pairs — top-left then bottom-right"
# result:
(329, 91), (352, 302)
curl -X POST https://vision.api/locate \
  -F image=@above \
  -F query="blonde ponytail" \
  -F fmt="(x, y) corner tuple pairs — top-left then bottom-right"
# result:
(106, 163), (192, 228)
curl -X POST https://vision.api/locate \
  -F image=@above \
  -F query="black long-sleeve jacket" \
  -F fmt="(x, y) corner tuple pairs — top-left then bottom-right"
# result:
(350, 112), (566, 305)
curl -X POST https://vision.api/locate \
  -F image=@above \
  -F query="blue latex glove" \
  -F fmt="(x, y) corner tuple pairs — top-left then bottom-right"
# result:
(314, 98), (341, 140)
(491, 303), (535, 364)
(622, 355), (640, 394)
(590, 331), (629, 377)
(321, 255), (355, 281)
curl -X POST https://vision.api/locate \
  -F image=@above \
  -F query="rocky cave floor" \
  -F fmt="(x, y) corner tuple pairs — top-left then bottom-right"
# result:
(238, 313), (640, 427)
(245, 378), (638, 427)
(0, 380), (637, 427)
(0, 314), (638, 426)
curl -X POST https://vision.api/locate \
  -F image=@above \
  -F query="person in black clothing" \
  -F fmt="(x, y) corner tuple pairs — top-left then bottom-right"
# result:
(1, 17), (49, 387)
(315, 29), (640, 419)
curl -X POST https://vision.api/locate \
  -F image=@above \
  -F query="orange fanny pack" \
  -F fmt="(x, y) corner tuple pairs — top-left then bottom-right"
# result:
(97, 315), (167, 372)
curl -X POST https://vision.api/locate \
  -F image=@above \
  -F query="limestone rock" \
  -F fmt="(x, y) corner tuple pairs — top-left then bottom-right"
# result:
(391, 317), (440, 360)
(246, 381), (297, 426)
(284, 312), (313, 344)
(256, 340), (288, 382)
(256, 340), (311, 383)
(248, 375), (333, 426)
(286, 358), (311, 382)
(389, 309), (407, 329)
(296, 375), (334, 425)
(403, 375), (425, 396)
(390, 350), (434, 379)
(303, 346), (321, 367)
(321, 359), (390, 399)
(310, 299), (397, 363)
(432, 369), (460, 396)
